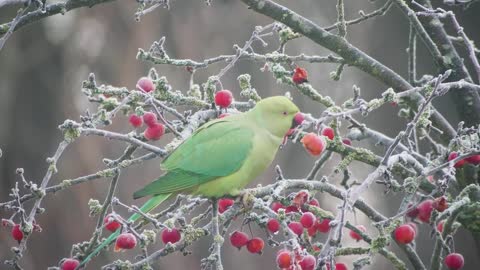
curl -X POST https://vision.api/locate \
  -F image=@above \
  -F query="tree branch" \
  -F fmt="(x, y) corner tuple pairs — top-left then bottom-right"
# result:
(238, 0), (456, 140)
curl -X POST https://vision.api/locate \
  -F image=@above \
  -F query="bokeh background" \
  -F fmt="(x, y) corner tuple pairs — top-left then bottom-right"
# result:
(0, 0), (479, 269)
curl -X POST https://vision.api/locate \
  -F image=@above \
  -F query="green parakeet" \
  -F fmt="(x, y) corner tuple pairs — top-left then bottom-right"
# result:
(80, 96), (300, 266)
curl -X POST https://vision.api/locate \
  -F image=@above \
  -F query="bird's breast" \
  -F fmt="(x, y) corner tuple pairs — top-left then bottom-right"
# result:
(193, 130), (282, 198)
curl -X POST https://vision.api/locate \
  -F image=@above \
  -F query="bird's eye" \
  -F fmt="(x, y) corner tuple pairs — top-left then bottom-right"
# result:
(282, 111), (288, 116)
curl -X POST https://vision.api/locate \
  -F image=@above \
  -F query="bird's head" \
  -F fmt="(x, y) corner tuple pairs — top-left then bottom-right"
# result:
(250, 96), (301, 138)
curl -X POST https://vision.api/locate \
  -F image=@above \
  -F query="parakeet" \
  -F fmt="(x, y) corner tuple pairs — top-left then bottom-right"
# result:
(80, 96), (300, 266)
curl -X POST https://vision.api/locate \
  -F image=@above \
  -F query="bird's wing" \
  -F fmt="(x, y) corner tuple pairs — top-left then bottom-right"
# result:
(133, 119), (254, 199)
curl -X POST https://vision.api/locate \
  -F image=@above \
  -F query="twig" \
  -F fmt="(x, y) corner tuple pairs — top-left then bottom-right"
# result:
(6, 140), (70, 267)
(336, 0), (347, 37)
(0, 3), (29, 51)
(306, 150), (333, 180)
(80, 128), (167, 155)
(408, 23), (417, 85)
(324, 0), (393, 31)
(210, 199), (224, 270)
(446, 11), (480, 83)
(216, 23), (274, 79)
(138, 49), (345, 69)
(0, 0), (117, 37)
(82, 171), (121, 258)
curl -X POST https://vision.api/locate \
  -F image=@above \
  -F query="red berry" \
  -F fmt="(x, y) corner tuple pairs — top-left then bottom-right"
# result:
(307, 226), (317, 237)
(302, 198), (320, 212)
(115, 233), (137, 250)
(142, 112), (157, 127)
(308, 199), (319, 207)
(293, 190), (310, 207)
(349, 225), (366, 241)
(417, 199), (434, 223)
(136, 77), (155, 93)
(144, 124), (165, 141)
(129, 114), (143, 128)
(337, 263), (348, 270)
(300, 212), (316, 229)
(299, 254), (316, 270)
(11, 224), (23, 243)
(104, 214), (121, 232)
(444, 253), (464, 269)
(161, 228), (181, 244)
(433, 196), (448, 212)
(285, 205), (300, 213)
(327, 263), (348, 270)
(61, 258), (80, 270)
(276, 250), (293, 268)
(246, 237), (264, 254)
(230, 231), (249, 249)
(292, 67), (308, 84)
(321, 127), (335, 140)
(301, 133), (326, 156)
(437, 220), (445, 233)
(406, 204), (419, 219)
(271, 202), (285, 213)
(215, 90), (233, 108)
(465, 154), (480, 165)
(342, 138), (352, 146)
(406, 222), (418, 234)
(218, 198), (234, 214)
(218, 113), (230, 118)
(448, 152), (465, 168)
(316, 219), (331, 233)
(288, 222), (304, 236)
(394, 224), (416, 244)
(267, 218), (280, 234)
(294, 112), (305, 126)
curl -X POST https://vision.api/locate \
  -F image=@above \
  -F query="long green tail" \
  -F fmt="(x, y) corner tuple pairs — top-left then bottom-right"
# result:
(79, 194), (171, 267)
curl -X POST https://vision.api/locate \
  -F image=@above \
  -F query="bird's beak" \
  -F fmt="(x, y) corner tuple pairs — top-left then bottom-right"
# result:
(291, 112), (304, 128)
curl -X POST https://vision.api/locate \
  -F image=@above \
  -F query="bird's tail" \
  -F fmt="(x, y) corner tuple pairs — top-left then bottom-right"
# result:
(79, 193), (171, 267)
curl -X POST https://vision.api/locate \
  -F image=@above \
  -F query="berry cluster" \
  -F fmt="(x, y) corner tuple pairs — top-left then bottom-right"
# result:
(401, 196), (465, 269)
(125, 77), (166, 140)
(229, 231), (265, 254)
(128, 110), (165, 141)
(276, 249), (316, 270)
(407, 196), (449, 224)
(103, 212), (181, 253)
(300, 127), (352, 157)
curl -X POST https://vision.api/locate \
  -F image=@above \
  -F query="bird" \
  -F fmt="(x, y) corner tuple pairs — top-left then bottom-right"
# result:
(80, 96), (301, 266)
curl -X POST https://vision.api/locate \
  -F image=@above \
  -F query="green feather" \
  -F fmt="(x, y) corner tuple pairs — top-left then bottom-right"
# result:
(133, 170), (212, 199)
(133, 118), (254, 199)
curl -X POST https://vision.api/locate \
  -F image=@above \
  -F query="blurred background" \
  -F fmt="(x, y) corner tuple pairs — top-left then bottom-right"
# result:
(0, 0), (479, 269)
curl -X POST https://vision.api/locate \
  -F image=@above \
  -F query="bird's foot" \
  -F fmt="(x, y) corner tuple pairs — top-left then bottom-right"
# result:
(237, 190), (255, 209)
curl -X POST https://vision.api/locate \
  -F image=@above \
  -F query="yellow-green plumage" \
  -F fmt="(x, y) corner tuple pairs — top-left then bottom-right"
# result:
(133, 96), (299, 198)
(81, 96), (299, 265)
(192, 119), (283, 197)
